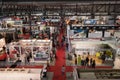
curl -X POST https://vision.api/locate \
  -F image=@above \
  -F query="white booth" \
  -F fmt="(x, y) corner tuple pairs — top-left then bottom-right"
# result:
(0, 68), (42, 80)
(70, 40), (114, 55)
(7, 39), (52, 64)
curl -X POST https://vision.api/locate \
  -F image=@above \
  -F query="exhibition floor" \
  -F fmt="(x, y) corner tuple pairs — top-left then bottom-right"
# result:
(16, 29), (113, 80)
(48, 28), (71, 80)
(43, 29), (113, 80)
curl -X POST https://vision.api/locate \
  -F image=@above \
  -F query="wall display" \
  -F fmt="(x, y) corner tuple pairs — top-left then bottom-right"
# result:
(89, 31), (102, 38)
(71, 40), (114, 58)
(84, 19), (97, 25)
(70, 30), (86, 38)
(69, 24), (86, 39)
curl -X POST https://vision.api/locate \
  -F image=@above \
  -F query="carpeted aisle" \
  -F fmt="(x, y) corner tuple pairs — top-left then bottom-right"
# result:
(50, 48), (66, 80)
(49, 28), (67, 80)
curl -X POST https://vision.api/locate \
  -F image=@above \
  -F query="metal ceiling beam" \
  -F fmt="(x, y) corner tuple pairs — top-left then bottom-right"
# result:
(0, 2), (120, 16)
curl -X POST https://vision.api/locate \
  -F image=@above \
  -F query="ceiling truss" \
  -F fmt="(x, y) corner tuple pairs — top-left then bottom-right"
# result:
(0, 2), (120, 16)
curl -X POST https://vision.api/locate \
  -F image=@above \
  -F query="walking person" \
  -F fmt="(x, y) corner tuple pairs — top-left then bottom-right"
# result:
(90, 58), (93, 67)
(62, 35), (65, 42)
(75, 57), (77, 65)
(61, 65), (65, 75)
(56, 40), (59, 48)
(77, 55), (81, 65)
(92, 60), (96, 69)
(66, 42), (69, 51)
(81, 56), (85, 66)
(101, 52), (106, 63)
(85, 56), (89, 66)
(61, 39), (64, 47)
(47, 60), (50, 70)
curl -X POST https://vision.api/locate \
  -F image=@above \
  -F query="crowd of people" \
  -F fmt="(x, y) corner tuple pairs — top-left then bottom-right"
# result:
(69, 52), (96, 68)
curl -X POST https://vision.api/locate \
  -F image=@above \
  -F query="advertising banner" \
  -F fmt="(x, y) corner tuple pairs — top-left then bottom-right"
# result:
(84, 19), (97, 25)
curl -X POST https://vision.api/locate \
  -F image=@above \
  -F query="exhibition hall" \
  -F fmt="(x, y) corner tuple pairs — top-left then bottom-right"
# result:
(0, 0), (120, 80)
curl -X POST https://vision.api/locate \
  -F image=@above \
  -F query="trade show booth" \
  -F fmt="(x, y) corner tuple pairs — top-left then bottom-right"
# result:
(70, 40), (115, 65)
(7, 39), (52, 64)
(67, 24), (112, 39)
